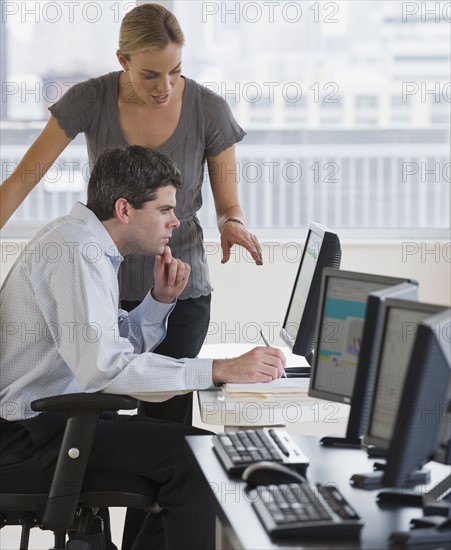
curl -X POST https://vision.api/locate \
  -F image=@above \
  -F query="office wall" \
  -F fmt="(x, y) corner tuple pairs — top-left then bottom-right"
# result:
(1, 240), (449, 346)
(204, 240), (451, 346)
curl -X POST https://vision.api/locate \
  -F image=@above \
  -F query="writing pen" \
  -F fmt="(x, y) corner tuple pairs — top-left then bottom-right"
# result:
(259, 330), (287, 378)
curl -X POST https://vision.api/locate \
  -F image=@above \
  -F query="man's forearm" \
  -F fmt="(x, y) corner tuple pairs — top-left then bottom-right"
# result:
(118, 290), (176, 353)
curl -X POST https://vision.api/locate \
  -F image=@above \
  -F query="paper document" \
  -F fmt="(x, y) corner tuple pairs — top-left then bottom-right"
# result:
(223, 378), (310, 396)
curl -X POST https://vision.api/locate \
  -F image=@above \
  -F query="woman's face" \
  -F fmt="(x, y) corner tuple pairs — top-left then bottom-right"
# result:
(118, 42), (183, 108)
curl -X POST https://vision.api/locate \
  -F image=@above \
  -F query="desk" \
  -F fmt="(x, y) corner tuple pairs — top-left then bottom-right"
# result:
(198, 390), (351, 431)
(185, 434), (450, 550)
(198, 344), (350, 432)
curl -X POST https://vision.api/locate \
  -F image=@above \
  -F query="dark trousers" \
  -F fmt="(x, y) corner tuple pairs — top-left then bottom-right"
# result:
(121, 295), (212, 550)
(0, 413), (215, 550)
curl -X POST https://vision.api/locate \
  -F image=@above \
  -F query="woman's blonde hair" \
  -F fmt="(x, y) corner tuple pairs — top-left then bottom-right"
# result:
(119, 3), (185, 59)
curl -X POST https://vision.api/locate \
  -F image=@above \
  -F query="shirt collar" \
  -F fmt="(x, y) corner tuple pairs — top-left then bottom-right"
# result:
(69, 203), (124, 269)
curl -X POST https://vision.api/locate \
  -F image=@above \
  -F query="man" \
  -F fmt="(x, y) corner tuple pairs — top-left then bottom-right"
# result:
(0, 145), (286, 548)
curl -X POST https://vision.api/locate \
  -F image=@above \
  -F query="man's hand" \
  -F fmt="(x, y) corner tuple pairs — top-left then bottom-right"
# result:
(212, 346), (287, 384)
(152, 246), (191, 304)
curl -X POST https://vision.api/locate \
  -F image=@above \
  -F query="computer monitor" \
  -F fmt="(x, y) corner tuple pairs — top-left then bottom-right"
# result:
(351, 300), (450, 491)
(337, 282), (419, 448)
(280, 222), (341, 365)
(386, 324), (450, 544)
(308, 269), (418, 447)
(421, 395), (451, 512)
(374, 304), (450, 489)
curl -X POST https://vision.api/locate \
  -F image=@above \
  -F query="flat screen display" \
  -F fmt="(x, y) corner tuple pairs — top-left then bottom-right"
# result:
(312, 276), (393, 400)
(367, 306), (431, 446)
(283, 230), (321, 343)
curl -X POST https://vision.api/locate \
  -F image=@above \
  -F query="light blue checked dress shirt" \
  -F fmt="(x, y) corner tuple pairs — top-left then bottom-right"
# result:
(0, 203), (214, 421)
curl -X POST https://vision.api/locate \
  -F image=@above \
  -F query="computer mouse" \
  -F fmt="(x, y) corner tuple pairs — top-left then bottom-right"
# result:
(242, 461), (306, 486)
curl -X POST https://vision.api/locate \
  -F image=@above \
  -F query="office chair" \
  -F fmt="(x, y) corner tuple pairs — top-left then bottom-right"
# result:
(0, 393), (161, 550)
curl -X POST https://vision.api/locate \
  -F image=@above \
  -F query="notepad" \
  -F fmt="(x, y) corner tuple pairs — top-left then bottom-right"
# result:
(222, 378), (310, 397)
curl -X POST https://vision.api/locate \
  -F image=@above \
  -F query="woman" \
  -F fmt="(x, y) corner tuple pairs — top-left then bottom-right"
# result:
(1, 3), (261, 410)
(1, 4), (262, 547)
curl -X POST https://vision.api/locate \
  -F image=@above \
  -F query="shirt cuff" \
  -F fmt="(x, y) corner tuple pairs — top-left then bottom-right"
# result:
(139, 289), (176, 321)
(186, 358), (216, 390)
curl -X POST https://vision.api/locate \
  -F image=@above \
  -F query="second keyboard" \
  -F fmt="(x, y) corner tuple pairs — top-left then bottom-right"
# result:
(212, 428), (309, 476)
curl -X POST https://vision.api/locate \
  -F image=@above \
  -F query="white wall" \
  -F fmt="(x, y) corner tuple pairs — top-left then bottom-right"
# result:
(2, 239), (449, 346)
(204, 239), (451, 346)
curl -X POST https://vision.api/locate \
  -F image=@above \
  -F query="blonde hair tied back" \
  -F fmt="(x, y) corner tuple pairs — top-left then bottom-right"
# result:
(119, 3), (185, 59)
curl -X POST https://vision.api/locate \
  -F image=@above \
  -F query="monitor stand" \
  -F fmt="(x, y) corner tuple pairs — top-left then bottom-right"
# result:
(423, 474), (451, 516)
(320, 435), (362, 449)
(305, 351), (314, 367)
(376, 470), (432, 505)
(350, 466), (430, 495)
(389, 518), (451, 548)
(285, 366), (311, 378)
(320, 440), (388, 453)
(377, 468), (451, 508)
(388, 476), (451, 546)
(367, 446), (387, 459)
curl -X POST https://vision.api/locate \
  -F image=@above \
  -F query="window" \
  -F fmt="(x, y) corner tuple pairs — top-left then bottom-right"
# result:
(356, 96), (379, 109)
(2, 0), (450, 238)
(173, 1), (450, 237)
(1, 0), (133, 238)
(392, 95), (411, 108)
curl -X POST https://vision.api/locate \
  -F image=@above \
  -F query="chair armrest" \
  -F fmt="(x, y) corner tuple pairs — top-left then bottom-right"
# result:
(31, 392), (138, 413)
(30, 393), (138, 532)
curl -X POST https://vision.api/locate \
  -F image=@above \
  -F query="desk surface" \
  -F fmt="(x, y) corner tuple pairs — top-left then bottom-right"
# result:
(198, 344), (350, 428)
(197, 390), (350, 428)
(186, 434), (449, 550)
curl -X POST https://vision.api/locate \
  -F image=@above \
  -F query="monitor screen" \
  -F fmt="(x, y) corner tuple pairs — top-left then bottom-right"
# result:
(365, 301), (448, 452)
(344, 282), (418, 446)
(366, 307), (428, 448)
(309, 270), (414, 404)
(367, 303), (451, 489)
(280, 222), (341, 362)
(283, 230), (322, 343)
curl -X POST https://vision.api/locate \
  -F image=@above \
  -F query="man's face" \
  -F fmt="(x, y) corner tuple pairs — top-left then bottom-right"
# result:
(125, 185), (180, 256)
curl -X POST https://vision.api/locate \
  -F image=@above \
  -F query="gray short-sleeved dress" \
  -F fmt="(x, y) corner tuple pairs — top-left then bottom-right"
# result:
(49, 71), (246, 301)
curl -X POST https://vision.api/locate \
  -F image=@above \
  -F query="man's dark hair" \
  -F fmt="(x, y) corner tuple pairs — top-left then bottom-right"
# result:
(87, 145), (182, 220)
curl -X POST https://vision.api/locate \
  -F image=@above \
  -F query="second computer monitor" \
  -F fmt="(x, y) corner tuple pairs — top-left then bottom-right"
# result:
(364, 301), (450, 487)
(308, 269), (418, 446)
(280, 222), (341, 364)
(349, 300), (450, 493)
(309, 270), (417, 404)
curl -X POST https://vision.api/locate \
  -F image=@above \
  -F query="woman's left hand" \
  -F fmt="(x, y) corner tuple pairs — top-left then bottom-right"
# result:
(220, 221), (263, 265)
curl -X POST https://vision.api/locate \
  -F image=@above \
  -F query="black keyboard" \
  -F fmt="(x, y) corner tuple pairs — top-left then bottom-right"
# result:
(212, 428), (309, 476)
(250, 481), (363, 538)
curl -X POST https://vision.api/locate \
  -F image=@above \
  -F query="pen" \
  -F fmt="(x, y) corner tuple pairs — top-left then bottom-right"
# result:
(260, 330), (287, 378)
